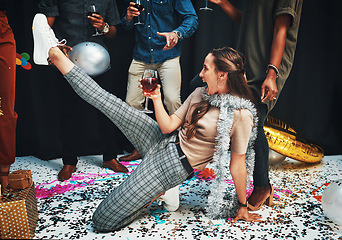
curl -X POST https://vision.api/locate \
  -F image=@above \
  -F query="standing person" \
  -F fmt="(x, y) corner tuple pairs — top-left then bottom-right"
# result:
(37, 0), (129, 181)
(204, 0), (303, 210)
(33, 13), (263, 229)
(0, 0), (17, 193)
(118, 0), (198, 161)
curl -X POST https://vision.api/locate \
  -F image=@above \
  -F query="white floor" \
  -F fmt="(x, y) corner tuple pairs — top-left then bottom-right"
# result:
(9, 153), (342, 239)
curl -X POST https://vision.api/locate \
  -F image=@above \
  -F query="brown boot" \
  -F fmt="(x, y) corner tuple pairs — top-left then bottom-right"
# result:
(103, 159), (129, 173)
(119, 149), (141, 162)
(58, 165), (76, 181)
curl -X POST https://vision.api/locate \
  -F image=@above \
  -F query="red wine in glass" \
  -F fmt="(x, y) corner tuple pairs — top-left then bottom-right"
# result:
(88, 5), (102, 36)
(141, 77), (158, 93)
(134, 0), (144, 25)
(134, 3), (144, 12)
(139, 69), (158, 113)
(87, 11), (100, 17)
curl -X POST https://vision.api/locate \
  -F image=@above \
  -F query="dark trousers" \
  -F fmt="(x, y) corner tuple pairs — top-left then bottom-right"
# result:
(0, 11), (17, 165)
(252, 102), (269, 187)
(189, 74), (270, 187)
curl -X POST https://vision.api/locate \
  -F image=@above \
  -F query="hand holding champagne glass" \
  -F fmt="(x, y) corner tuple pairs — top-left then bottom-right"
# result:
(139, 69), (159, 113)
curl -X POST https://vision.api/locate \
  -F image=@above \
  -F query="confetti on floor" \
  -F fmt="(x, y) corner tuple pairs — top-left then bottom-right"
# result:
(10, 154), (342, 239)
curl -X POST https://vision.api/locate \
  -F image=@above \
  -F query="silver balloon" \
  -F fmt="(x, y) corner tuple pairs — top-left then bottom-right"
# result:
(269, 148), (286, 165)
(322, 179), (342, 225)
(69, 42), (110, 77)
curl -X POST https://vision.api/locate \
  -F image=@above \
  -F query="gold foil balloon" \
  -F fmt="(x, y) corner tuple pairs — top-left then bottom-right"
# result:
(269, 149), (286, 165)
(322, 180), (342, 225)
(264, 116), (324, 163)
(69, 42), (110, 77)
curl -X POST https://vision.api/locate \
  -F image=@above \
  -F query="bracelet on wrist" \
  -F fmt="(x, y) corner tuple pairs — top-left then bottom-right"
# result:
(266, 64), (279, 78)
(238, 201), (248, 208)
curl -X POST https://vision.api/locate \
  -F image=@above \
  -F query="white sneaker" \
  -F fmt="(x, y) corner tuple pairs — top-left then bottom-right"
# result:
(157, 185), (180, 212)
(32, 13), (65, 65)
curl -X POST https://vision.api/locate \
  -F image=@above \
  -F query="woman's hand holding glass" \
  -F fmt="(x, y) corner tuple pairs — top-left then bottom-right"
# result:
(140, 83), (161, 101)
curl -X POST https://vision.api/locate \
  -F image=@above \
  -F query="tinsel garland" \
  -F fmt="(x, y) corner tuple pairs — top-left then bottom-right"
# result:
(202, 88), (258, 219)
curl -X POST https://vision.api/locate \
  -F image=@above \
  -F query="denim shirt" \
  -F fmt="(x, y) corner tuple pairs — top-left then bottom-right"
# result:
(122, 0), (198, 64)
(38, 0), (121, 47)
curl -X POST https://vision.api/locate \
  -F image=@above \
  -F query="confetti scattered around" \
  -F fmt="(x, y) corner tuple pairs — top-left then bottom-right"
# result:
(10, 154), (342, 239)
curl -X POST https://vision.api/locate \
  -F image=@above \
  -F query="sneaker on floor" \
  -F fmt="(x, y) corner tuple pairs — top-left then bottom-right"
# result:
(32, 13), (65, 65)
(157, 185), (180, 212)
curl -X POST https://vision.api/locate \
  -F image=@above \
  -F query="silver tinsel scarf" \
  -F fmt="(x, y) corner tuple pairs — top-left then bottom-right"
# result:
(202, 88), (258, 219)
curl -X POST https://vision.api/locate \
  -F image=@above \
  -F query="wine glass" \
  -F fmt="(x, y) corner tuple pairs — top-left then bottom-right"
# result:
(134, 0), (144, 25)
(88, 5), (103, 36)
(200, 0), (213, 11)
(139, 69), (158, 114)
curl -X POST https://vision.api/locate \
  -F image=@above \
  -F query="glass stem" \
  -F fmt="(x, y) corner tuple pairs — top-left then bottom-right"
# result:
(144, 97), (149, 110)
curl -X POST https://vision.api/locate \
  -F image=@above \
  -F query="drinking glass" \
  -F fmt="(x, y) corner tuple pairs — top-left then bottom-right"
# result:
(88, 5), (103, 36)
(134, 0), (144, 25)
(139, 69), (158, 114)
(200, 0), (213, 11)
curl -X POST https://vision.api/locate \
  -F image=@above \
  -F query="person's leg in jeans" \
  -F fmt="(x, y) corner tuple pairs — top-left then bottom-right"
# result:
(247, 102), (271, 208)
(125, 59), (147, 110)
(119, 59), (149, 161)
(158, 57), (182, 115)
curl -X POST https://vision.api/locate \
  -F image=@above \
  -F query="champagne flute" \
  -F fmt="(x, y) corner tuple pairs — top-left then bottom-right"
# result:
(200, 0), (213, 11)
(140, 69), (158, 114)
(134, 0), (144, 25)
(88, 5), (103, 36)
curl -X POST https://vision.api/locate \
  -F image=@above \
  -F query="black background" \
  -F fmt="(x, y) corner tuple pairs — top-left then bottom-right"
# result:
(6, 0), (342, 160)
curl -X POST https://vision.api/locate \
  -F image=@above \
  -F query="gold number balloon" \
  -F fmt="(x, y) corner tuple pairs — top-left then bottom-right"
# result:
(264, 115), (324, 163)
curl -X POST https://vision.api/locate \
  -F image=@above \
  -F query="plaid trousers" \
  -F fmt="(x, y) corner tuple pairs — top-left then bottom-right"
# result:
(64, 66), (190, 231)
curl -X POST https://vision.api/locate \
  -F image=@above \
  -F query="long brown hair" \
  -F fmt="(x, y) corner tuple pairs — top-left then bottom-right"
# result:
(185, 47), (256, 139)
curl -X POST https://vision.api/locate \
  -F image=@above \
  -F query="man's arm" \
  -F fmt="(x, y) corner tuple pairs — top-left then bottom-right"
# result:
(158, 0), (198, 51)
(88, 14), (117, 38)
(47, 16), (55, 27)
(261, 14), (292, 102)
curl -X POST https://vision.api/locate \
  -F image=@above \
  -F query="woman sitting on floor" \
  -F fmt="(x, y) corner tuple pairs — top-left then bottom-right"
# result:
(32, 13), (266, 232)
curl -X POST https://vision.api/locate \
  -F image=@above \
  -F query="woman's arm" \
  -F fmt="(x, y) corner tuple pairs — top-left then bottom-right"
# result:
(230, 151), (262, 222)
(144, 85), (183, 134)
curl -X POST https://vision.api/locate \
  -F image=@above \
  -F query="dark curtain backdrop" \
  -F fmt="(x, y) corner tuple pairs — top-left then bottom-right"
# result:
(5, 0), (341, 160)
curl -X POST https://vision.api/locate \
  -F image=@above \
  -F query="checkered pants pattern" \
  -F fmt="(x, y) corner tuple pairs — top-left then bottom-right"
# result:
(64, 66), (189, 231)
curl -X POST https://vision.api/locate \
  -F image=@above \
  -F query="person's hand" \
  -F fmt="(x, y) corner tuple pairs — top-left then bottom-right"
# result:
(139, 83), (162, 101)
(261, 76), (278, 102)
(231, 207), (262, 223)
(88, 13), (105, 31)
(157, 32), (179, 51)
(209, 0), (225, 5)
(48, 45), (73, 65)
(58, 45), (73, 57)
(125, 2), (144, 22)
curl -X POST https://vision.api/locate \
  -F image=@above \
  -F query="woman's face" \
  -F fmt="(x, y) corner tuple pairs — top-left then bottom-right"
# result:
(199, 53), (220, 95)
